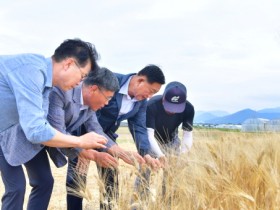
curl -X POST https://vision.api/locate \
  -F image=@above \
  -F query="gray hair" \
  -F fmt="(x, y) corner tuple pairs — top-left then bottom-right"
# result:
(83, 67), (119, 92)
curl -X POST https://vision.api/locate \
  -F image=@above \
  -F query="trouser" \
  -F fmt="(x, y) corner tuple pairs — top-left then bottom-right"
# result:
(97, 165), (119, 210)
(66, 157), (88, 210)
(0, 147), (54, 210)
(66, 125), (120, 210)
(66, 156), (118, 210)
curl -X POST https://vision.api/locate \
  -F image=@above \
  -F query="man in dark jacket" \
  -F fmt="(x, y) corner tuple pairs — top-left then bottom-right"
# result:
(96, 64), (165, 209)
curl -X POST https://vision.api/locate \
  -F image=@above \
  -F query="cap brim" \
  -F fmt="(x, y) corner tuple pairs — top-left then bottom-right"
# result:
(163, 100), (185, 113)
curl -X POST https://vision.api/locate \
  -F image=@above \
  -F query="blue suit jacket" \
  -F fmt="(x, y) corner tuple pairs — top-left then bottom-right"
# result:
(0, 55), (65, 167)
(47, 84), (116, 159)
(97, 73), (151, 156)
(0, 103), (67, 168)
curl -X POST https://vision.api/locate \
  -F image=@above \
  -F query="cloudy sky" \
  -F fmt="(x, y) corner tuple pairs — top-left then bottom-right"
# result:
(1, 0), (280, 113)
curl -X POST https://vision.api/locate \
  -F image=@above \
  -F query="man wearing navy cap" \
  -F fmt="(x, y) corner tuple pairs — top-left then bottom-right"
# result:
(135, 81), (195, 199)
(146, 81), (195, 158)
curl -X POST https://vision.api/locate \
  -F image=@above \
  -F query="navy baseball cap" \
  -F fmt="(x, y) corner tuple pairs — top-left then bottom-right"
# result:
(163, 82), (187, 113)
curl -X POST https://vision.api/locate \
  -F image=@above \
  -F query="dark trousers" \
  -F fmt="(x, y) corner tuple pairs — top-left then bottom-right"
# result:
(97, 166), (119, 210)
(66, 157), (86, 210)
(66, 158), (119, 210)
(0, 147), (54, 210)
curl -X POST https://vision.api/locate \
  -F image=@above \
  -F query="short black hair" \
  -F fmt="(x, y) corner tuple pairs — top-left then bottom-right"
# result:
(83, 67), (119, 92)
(52, 38), (99, 71)
(137, 64), (165, 84)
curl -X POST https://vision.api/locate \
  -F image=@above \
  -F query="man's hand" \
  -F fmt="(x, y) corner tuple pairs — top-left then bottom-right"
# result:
(75, 157), (90, 175)
(78, 132), (107, 149)
(107, 145), (145, 166)
(118, 151), (145, 166)
(158, 155), (168, 168)
(79, 149), (118, 168)
(143, 154), (161, 171)
(94, 151), (119, 168)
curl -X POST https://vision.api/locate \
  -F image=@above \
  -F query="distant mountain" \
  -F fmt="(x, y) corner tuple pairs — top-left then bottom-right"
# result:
(209, 110), (230, 117)
(204, 109), (257, 124)
(258, 107), (280, 113)
(202, 108), (280, 124)
(257, 112), (280, 119)
(194, 110), (229, 123)
(194, 112), (219, 123)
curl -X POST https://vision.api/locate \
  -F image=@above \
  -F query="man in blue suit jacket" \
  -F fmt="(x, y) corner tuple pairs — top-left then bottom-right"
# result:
(0, 39), (108, 210)
(96, 64), (166, 209)
(48, 68), (145, 210)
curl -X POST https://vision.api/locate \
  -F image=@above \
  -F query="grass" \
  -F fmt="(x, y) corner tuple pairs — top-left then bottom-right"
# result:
(1, 128), (280, 209)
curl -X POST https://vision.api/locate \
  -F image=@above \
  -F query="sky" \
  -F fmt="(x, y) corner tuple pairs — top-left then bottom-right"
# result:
(1, 0), (280, 113)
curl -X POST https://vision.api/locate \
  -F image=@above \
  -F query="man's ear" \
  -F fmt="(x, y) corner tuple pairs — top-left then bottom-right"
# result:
(137, 76), (146, 84)
(90, 84), (99, 92)
(62, 58), (73, 71)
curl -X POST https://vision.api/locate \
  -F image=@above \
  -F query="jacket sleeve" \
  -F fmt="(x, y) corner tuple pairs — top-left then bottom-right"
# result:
(47, 87), (68, 134)
(127, 100), (152, 156)
(84, 112), (117, 151)
(47, 88), (80, 159)
(7, 65), (56, 143)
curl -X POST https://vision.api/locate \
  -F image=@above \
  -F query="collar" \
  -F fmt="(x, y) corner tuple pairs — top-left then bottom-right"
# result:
(118, 76), (138, 102)
(80, 84), (89, 110)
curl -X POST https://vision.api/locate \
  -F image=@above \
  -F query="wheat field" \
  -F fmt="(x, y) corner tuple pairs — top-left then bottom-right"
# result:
(1, 127), (280, 210)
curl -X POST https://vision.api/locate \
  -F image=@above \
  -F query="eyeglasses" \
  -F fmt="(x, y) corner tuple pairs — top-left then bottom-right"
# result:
(73, 60), (88, 80)
(98, 87), (113, 102)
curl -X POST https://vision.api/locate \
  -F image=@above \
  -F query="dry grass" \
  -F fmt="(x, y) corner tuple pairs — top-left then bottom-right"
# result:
(1, 128), (280, 209)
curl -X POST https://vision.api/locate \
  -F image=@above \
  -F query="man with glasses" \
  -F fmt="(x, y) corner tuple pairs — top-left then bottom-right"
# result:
(0, 39), (108, 210)
(47, 67), (145, 210)
(93, 64), (166, 209)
